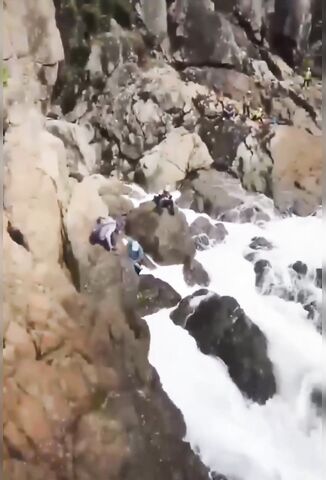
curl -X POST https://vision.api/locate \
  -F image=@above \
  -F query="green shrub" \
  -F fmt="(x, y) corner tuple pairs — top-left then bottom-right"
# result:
(1, 66), (9, 87)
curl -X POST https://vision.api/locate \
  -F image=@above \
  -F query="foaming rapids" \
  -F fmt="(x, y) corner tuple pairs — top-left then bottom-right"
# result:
(128, 185), (323, 480)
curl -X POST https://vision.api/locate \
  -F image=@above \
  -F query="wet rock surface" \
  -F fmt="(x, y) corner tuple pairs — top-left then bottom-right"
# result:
(177, 170), (244, 219)
(170, 289), (211, 327)
(183, 258), (211, 288)
(137, 274), (181, 317)
(249, 236), (274, 251)
(253, 257), (321, 331)
(189, 216), (228, 250)
(171, 290), (277, 404)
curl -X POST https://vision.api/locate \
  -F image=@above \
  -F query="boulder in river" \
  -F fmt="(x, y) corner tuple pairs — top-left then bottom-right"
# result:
(249, 236), (274, 251)
(194, 233), (210, 251)
(170, 289), (211, 327)
(190, 216), (228, 244)
(315, 268), (322, 288)
(183, 258), (210, 288)
(137, 274), (181, 317)
(171, 290), (277, 404)
(177, 170), (243, 219)
(290, 261), (308, 277)
(125, 200), (196, 265)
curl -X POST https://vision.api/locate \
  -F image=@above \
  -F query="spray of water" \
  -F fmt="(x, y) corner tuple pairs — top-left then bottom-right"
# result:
(133, 189), (323, 480)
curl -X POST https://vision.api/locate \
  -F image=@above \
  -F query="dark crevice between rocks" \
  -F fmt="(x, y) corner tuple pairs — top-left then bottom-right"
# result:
(232, 6), (266, 47)
(61, 219), (81, 292)
(7, 221), (30, 251)
(232, 7), (284, 80)
(287, 88), (318, 124)
(259, 48), (283, 79)
(172, 60), (236, 72)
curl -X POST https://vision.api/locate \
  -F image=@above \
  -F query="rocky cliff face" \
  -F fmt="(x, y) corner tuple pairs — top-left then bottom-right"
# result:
(2, 3), (210, 479)
(3, 1), (322, 479)
(3, 109), (210, 480)
(3, 0), (64, 117)
(45, 0), (321, 215)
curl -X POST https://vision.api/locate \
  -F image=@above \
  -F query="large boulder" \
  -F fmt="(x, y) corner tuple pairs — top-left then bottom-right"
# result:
(190, 216), (228, 243)
(171, 290), (277, 404)
(97, 178), (134, 216)
(3, 0), (64, 114)
(234, 126), (322, 215)
(183, 258), (210, 287)
(55, 62), (208, 177)
(3, 119), (210, 480)
(271, 0), (315, 66)
(137, 274), (181, 316)
(125, 201), (196, 265)
(45, 120), (97, 176)
(182, 67), (253, 101)
(170, 289), (211, 326)
(168, 0), (246, 69)
(197, 115), (251, 172)
(3, 111), (71, 265)
(135, 0), (168, 45)
(177, 170), (243, 219)
(137, 127), (213, 191)
(233, 0), (269, 44)
(4, 209), (209, 480)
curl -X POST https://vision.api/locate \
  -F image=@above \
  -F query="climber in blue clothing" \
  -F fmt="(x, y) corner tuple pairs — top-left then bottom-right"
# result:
(127, 238), (144, 275)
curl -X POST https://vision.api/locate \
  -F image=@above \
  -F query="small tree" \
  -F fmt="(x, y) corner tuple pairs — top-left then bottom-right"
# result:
(1, 66), (9, 87)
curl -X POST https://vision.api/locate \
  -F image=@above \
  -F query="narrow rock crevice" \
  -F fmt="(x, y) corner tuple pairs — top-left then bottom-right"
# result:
(7, 221), (30, 251)
(61, 220), (81, 292)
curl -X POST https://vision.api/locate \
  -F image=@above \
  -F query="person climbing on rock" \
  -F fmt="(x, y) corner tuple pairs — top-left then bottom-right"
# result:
(89, 216), (118, 252)
(242, 90), (252, 117)
(251, 106), (264, 123)
(303, 66), (312, 89)
(153, 188), (175, 216)
(127, 238), (144, 275)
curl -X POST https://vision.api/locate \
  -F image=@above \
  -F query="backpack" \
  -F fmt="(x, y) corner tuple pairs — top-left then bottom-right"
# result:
(127, 240), (144, 262)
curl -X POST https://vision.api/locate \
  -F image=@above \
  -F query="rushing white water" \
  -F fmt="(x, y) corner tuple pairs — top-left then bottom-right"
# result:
(130, 187), (323, 480)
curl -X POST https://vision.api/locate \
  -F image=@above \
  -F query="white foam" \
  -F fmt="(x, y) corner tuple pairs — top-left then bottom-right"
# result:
(142, 197), (323, 480)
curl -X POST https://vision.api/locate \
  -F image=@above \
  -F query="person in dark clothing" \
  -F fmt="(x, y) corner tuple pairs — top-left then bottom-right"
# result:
(222, 102), (237, 120)
(153, 190), (175, 215)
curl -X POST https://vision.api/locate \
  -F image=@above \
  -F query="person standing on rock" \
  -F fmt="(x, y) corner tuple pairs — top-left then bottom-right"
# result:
(127, 238), (144, 275)
(303, 67), (312, 89)
(242, 90), (252, 117)
(153, 189), (175, 215)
